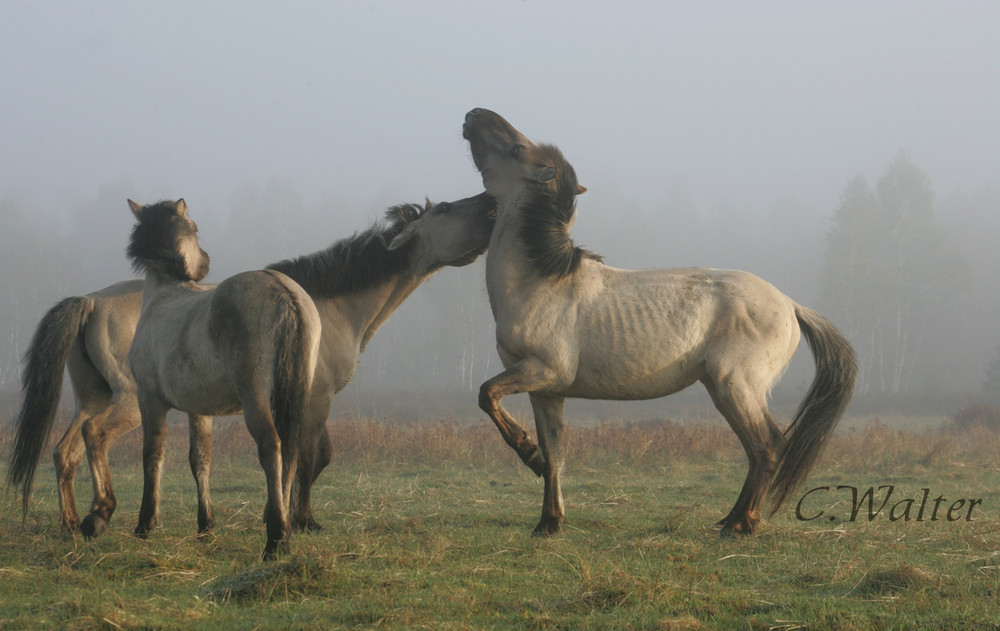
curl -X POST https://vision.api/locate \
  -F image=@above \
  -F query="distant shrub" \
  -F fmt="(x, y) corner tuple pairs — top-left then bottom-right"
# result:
(952, 402), (1000, 432)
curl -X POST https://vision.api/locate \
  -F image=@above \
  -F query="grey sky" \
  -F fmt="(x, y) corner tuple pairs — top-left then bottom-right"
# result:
(3, 2), (997, 219)
(1, 2), (998, 397)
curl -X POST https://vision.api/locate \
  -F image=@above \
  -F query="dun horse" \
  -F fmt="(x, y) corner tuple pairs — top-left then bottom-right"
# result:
(7, 192), (496, 538)
(463, 108), (857, 536)
(127, 199), (320, 559)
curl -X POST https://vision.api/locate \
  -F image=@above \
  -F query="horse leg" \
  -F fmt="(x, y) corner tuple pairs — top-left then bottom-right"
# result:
(529, 394), (568, 536)
(702, 376), (786, 536)
(479, 360), (562, 476)
(243, 401), (291, 560)
(187, 414), (215, 535)
(292, 396), (332, 532)
(135, 400), (170, 538)
(54, 343), (113, 532)
(52, 408), (90, 531)
(80, 396), (141, 538)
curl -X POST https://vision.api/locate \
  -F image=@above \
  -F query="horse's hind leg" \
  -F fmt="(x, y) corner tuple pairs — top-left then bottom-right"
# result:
(702, 376), (786, 536)
(55, 345), (113, 532)
(80, 395), (141, 538)
(52, 408), (90, 531)
(188, 414), (215, 535)
(243, 400), (291, 560)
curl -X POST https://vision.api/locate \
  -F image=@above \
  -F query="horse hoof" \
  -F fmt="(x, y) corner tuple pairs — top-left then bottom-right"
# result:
(530, 520), (562, 538)
(81, 514), (109, 539)
(293, 517), (323, 533)
(262, 541), (291, 561)
(718, 519), (757, 537)
(196, 524), (216, 539)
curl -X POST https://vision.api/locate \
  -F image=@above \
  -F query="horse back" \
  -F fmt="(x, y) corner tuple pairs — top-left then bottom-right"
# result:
(77, 279), (145, 392)
(529, 264), (800, 400)
(207, 270), (321, 385)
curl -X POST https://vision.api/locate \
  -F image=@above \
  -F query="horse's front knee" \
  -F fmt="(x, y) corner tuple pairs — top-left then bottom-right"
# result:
(478, 383), (496, 414)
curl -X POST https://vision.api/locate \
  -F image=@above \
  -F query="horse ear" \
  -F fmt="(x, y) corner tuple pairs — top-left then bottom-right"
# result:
(576, 185), (588, 195)
(528, 165), (557, 184)
(175, 198), (188, 217)
(387, 224), (419, 251)
(128, 199), (144, 220)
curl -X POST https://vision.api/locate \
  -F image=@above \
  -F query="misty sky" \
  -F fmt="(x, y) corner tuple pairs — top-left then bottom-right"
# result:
(4, 3), (998, 223)
(1, 2), (999, 401)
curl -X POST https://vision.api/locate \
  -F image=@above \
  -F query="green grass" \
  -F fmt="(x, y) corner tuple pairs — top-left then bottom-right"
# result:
(1, 417), (999, 629)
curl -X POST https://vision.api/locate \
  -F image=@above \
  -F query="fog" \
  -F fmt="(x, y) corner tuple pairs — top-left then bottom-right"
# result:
(2, 3), (998, 419)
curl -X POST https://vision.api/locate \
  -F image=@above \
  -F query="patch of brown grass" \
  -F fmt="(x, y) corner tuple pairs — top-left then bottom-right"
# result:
(10, 409), (1000, 478)
(953, 401), (1000, 432)
(851, 564), (937, 597)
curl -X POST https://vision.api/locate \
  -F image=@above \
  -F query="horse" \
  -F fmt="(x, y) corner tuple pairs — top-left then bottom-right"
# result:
(5, 279), (145, 536)
(462, 108), (857, 537)
(126, 198), (321, 559)
(6, 192), (497, 538)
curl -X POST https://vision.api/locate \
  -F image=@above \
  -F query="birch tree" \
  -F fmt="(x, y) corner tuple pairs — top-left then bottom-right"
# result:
(819, 154), (967, 395)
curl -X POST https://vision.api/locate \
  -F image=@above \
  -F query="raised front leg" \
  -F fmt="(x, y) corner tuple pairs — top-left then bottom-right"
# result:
(134, 399), (170, 539)
(187, 413), (215, 535)
(478, 359), (564, 477)
(80, 396), (142, 538)
(529, 394), (568, 537)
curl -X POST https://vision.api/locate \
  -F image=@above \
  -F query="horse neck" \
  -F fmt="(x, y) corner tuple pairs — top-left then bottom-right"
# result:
(313, 268), (427, 352)
(137, 272), (186, 313)
(484, 199), (539, 307)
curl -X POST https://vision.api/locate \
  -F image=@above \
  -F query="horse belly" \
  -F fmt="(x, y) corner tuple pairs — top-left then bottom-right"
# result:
(563, 351), (703, 401)
(160, 364), (242, 416)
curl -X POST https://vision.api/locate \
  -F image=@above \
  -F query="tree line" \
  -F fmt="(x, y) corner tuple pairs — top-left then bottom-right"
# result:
(1, 158), (998, 406)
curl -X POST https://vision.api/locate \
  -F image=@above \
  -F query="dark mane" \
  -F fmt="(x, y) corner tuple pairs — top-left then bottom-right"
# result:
(266, 202), (425, 298)
(518, 144), (602, 278)
(127, 200), (197, 281)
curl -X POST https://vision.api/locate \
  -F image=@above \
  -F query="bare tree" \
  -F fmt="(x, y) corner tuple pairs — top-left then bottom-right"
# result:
(819, 154), (969, 395)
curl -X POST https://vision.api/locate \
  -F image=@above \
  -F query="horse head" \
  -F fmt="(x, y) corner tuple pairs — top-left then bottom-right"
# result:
(463, 108), (586, 206)
(126, 199), (210, 283)
(386, 192), (497, 271)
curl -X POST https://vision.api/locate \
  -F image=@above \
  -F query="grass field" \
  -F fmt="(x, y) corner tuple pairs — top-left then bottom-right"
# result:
(1, 414), (998, 630)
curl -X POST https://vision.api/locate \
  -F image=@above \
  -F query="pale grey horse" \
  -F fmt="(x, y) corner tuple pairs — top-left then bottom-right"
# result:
(7, 192), (497, 538)
(462, 108), (857, 537)
(127, 199), (321, 559)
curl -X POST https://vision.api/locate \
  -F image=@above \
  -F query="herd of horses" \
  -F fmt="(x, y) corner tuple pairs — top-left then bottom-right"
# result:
(5, 110), (857, 559)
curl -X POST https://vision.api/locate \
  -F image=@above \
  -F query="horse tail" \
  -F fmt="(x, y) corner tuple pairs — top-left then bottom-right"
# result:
(768, 305), (857, 514)
(6, 296), (95, 517)
(267, 274), (317, 466)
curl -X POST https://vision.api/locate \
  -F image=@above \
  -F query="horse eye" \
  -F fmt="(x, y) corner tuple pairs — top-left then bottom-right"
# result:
(509, 144), (523, 158)
(437, 202), (452, 213)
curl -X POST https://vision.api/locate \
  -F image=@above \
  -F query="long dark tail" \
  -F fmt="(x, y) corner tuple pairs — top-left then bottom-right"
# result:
(769, 305), (857, 513)
(6, 296), (94, 516)
(267, 276), (316, 469)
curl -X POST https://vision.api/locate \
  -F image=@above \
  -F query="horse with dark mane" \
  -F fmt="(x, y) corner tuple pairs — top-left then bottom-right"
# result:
(7, 192), (496, 538)
(463, 108), (857, 537)
(127, 198), (320, 559)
